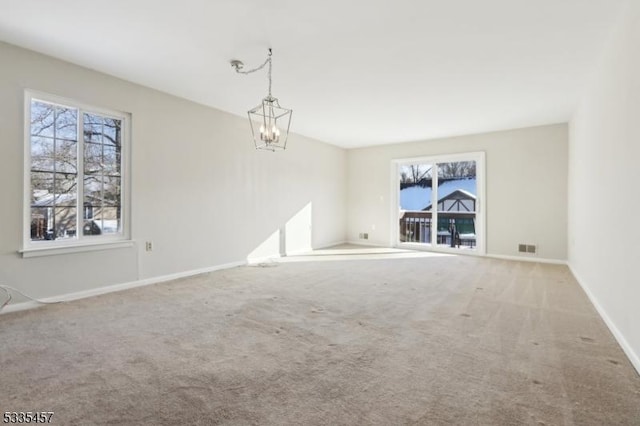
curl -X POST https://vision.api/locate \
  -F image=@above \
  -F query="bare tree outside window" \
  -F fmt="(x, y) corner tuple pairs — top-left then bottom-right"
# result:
(400, 164), (432, 184)
(438, 161), (476, 179)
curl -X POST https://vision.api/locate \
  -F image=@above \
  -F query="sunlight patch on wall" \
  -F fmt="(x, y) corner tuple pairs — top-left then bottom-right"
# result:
(247, 203), (313, 263)
(285, 203), (312, 255)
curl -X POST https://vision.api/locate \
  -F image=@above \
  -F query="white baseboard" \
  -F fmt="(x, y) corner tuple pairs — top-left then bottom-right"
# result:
(568, 264), (640, 376)
(1, 260), (246, 315)
(284, 248), (313, 257)
(247, 255), (281, 264)
(313, 240), (348, 250)
(1, 300), (42, 315)
(346, 240), (386, 247)
(343, 243), (567, 265)
(485, 254), (568, 265)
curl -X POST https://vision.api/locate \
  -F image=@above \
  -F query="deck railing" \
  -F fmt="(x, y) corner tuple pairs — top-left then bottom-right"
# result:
(399, 211), (476, 246)
(400, 211), (433, 243)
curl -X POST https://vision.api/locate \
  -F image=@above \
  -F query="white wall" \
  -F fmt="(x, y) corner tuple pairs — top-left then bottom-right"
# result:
(568, 2), (640, 371)
(347, 124), (568, 260)
(0, 42), (346, 302)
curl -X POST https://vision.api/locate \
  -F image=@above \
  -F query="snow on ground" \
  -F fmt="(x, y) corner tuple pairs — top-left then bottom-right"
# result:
(96, 219), (119, 233)
(400, 178), (476, 210)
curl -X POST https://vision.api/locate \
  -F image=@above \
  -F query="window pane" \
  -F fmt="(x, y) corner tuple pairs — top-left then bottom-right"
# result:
(31, 152), (55, 173)
(31, 172), (55, 207)
(103, 118), (121, 146)
(55, 108), (78, 140)
(84, 175), (120, 207)
(102, 145), (120, 176)
(103, 176), (121, 206)
(53, 172), (77, 206)
(84, 174), (102, 204)
(31, 136), (54, 159)
(84, 142), (102, 174)
(55, 140), (77, 173)
(83, 113), (103, 143)
(31, 173), (77, 207)
(94, 206), (120, 235)
(53, 207), (77, 239)
(83, 117), (121, 177)
(30, 101), (55, 137)
(30, 207), (50, 241)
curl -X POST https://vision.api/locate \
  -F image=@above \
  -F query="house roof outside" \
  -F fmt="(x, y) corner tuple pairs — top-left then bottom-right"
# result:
(31, 192), (75, 208)
(400, 178), (476, 211)
(423, 189), (476, 212)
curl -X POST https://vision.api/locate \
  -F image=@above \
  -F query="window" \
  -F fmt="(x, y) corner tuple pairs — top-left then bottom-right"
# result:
(24, 91), (130, 254)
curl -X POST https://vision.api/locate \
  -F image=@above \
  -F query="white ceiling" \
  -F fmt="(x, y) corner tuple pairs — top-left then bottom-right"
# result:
(0, 0), (629, 148)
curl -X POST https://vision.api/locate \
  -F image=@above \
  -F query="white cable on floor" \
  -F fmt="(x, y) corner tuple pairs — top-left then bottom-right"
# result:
(0, 285), (62, 312)
(0, 287), (12, 310)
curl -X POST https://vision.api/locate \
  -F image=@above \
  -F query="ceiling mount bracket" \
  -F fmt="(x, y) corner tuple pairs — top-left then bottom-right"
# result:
(230, 60), (244, 71)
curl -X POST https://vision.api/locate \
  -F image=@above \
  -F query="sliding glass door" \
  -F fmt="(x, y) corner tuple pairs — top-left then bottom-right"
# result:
(399, 163), (433, 244)
(434, 160), (477, 250)
(395, 153), (484, 254)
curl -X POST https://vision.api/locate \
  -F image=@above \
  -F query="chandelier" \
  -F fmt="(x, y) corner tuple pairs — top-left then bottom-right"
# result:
(231, 48), (292, 152)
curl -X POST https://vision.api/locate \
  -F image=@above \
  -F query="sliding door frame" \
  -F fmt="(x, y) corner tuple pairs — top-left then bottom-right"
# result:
(390, 151), (486, 255)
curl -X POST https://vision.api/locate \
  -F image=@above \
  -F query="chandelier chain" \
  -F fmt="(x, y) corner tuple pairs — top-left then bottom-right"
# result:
(268, 52), (272, 97)
(234, 48), (273, 98)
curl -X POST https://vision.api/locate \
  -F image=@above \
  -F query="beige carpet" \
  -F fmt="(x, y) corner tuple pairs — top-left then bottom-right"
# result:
(1, 249), (639, 425)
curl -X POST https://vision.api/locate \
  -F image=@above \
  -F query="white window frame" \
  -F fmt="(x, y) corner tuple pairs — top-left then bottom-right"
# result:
(390, 151), (486, 255)
(21, 90), (132, 257)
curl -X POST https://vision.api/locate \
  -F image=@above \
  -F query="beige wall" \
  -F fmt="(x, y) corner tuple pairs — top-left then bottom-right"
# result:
(0, 41), (347, 301)
(568, 2), (640, 371)
(347, 124), (568, 260)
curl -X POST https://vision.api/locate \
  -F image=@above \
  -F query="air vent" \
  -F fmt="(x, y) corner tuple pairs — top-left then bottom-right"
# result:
(518, 244), (537, 255)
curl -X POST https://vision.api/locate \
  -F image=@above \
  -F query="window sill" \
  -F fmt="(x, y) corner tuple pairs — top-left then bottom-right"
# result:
(19, 240), (134, 258)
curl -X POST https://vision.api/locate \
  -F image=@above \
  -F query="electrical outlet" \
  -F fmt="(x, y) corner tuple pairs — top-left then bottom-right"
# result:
(145, 241), (153, 252)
